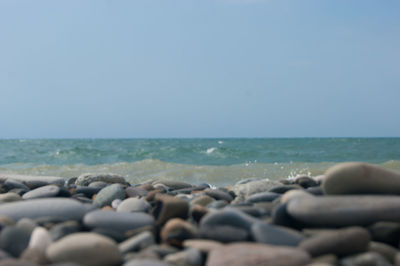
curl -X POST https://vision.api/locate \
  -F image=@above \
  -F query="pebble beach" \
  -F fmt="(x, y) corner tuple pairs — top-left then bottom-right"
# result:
(1, 162), (400, 265)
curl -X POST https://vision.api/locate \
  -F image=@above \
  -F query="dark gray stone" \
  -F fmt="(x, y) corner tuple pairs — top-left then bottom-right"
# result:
(200, 207), (258, 231)
(3, 179), (29, 191)
(200, 225), (249, 243)
(50, 221), (81, 241)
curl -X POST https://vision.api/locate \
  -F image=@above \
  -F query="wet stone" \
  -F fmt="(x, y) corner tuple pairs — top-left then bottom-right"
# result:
(200, 225), (249, 243)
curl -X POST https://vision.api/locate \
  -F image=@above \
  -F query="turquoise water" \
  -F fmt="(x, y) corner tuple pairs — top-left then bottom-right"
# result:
(1, 138), (399, 185)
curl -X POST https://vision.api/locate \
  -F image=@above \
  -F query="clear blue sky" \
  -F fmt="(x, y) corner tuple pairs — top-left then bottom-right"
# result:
(1, 0), (399, 138)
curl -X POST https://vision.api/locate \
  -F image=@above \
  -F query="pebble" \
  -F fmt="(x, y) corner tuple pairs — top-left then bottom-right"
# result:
(246, 191), (281, 203)
(117, 198), (151, 213)
(75, 173), (127, 186)
(0, 226), (31, 257)
(22, 185), (61, 200)
(299, 227), (371, 257)
(46, 233), (121, 266)
(200, 225), (249, 243)
(287, 195), (400, 227)
(340, 251), (392, 266)
(3, 179), (30, 192)
(75, 186), (101, 198)
(190, 195), (215, 207)
(280, 189), (313, 204)
(368, 241), (398, 264)
(323, 162), (400, 195)
(183, 239), (223, 253)
(126, 187), (148, 198)
(160, 218), (198, 247)
(94, 184), (126, 207)
(0, 174), (65, 188)
(88, 181), (109, 188)
(0, 259), (38, 266)
(206, 243), (311, 266)
(28, 227), (52, 252)
(294, 175), (318, 188)
(251, 222), (305, 246)
(49, 221), (80, 241)
(118, 231), (155, 254)
(123, 259), (172, 266)
(269, 184), (302, 194)
(16, 218), (37, 234)
(231, 180), (281, 203)
(368, 221), (400, 246)
(152, 194), (189, 226)
(204, 189), (233, 202)
(200, 207), (257, 231)
(0, 198), (90, 222)
(84, 210), (155, 233)
(0, 192), (22, 203)
(152, 180), (193, 190)
(164, 248), (203, 266)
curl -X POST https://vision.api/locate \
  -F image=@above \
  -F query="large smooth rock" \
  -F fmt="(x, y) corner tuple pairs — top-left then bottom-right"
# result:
(323, 162), (400, 195)
(84, 210), (154, 233)
(287, 196), (400, 227)
(75, 173), (127, 186)
(0, 198), (90, 221)
(299, 227), (371, 257)
(46, 233), (121, 266)
(0, 174), (65, 188)
(206, 243), (311, 266)
(251, 222), (304, 246)
(94, 184), (126, 207)
(22, 185), (60, 200)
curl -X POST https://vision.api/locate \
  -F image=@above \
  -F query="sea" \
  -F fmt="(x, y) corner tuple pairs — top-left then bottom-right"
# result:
(1, 138), (399, 186)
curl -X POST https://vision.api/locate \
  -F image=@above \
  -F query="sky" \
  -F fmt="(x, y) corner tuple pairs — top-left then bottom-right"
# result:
(0, 0), (399, 138)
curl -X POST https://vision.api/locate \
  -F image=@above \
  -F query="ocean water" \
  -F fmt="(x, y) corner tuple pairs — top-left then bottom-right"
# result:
(1, 138), (399, 186)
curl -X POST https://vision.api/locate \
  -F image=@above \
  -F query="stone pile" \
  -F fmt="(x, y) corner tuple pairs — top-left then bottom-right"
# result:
(0, 163), (400, 265)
